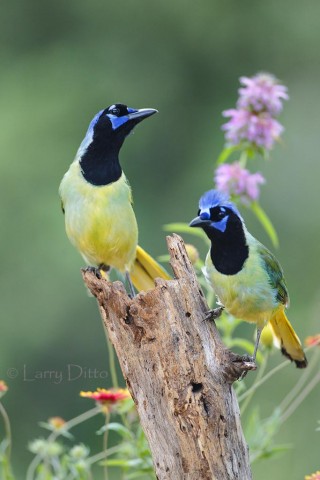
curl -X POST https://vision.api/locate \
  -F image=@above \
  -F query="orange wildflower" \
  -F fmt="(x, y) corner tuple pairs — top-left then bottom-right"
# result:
(80, 388), (130, 411)
(0, 381), (8, 398)
(305, 334), (320, 348)
(305, 471), (320, 480)
(48, 417), (66, 430)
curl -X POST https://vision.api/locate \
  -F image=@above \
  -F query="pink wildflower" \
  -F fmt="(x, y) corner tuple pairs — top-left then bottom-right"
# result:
(215, 162), (265, 205)
(222, 109), (283, 150)
(238, 73), (288, 115)
(222, 72), (288, 151)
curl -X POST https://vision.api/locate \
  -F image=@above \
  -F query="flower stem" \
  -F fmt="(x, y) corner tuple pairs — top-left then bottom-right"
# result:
(279, 348), (320, 412)
(49, 406), (101, 442)
(240, 353), (268, 415)
(26, 406), (101, 480)
(26, 454), (42, 480)
(103, 323), (131, 429)
(238, 357), (290, 402)
(238, 345), (316, 403)
(239, 150), (248, 167)
(87, 445), (122, 466)
(103, 412), (110, 480)
(280, 369), (320, 423)
(107, 340), (119, 389)
(101, 316), (120, 389)
(250, 201), (279, 248)
(0, 401), (12, 461)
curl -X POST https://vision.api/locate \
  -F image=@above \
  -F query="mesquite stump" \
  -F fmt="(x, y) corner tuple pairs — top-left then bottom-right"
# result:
(82, 234), (254, 480)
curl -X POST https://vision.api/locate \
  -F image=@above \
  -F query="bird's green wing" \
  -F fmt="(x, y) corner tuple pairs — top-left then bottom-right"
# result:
(257, 243), (289, 307)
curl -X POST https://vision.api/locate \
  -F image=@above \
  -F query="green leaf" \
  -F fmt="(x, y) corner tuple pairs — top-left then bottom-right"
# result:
(101, 458), (143, 467)
(125, 468), (156, 479)
(38, 421), (74, 439)
(116, 397), (135, 414)
(255, 443), (291, 461)
(138, 449), (152, 459)
(157, 254), (170, 263)
(136, 425), (150, 451)
(163, 223), (210, 244)
(250, 202), (279, 248)
(0, 453), (15, 480)
(246, 146), (256, 159)
(106, 422), (134, 440)
(245, 407), (289, 464)
(96, 424), (108, 435)
(100, 458), (130, 467)
(216, 145), (239, 165)
(244, 406), (260, 439)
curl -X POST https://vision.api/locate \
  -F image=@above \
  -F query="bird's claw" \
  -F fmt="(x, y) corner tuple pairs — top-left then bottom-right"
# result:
(240, 353), (254, 363)
(204, 306), (224, 321)
(84, 266), (102, 279)
(231, 353), (257, 380)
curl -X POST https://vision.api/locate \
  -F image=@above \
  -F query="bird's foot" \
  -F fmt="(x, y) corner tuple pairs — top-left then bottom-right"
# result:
(239, 353), (255, 363)
(84, 266), (102, 279)
(233, 353), (257, 381)
(224, 352), (257, 382)
(204, 306), (224, 321)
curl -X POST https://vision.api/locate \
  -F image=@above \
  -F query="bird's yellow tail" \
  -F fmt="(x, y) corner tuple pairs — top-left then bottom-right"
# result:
(130, 245), (171, 292)
(269, 309), (307, 368)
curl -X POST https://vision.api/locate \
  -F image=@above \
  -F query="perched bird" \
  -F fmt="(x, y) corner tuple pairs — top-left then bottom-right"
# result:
(59, 103), (170, 293)
(189, 189), (307, 368)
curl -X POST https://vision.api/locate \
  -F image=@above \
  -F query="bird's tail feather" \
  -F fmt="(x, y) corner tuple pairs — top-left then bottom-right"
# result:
(269, 309), (307, 368)
(130, 245), (171, 292)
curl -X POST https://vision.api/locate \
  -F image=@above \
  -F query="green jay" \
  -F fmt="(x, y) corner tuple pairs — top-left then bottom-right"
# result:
(59, 103), (170, 293)
(190, 189), (307, 367)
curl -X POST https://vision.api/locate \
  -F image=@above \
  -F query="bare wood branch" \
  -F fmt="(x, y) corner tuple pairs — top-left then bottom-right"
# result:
(82, 234), (253, 480)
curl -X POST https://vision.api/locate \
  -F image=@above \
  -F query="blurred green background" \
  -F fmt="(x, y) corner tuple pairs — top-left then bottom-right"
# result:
(1, 0), (320, 478)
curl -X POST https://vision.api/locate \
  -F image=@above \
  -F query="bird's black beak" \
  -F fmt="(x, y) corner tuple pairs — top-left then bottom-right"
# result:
(189, 216), (211, 228)
(127, 108), (158, 123)
(119, 107), (158, 137)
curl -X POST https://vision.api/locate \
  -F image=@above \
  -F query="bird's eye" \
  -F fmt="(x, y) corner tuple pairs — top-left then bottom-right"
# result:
(218, 207), (226, 218)
(110, 107), (120, 116)
(209, 206), (226, 221)
(197, 209), (201, 216)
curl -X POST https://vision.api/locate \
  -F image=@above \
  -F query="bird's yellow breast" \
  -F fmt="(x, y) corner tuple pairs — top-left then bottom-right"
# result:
(204, 238), (278, 327)
(59, 162), (138, 272)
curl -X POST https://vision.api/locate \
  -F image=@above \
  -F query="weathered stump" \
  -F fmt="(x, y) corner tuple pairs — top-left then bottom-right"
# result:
(82, 234), (253, 480)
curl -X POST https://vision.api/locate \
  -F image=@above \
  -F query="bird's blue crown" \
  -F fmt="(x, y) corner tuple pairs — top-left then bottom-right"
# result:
(199, 189), (241, 218)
